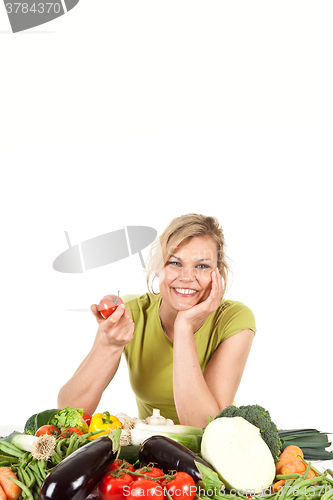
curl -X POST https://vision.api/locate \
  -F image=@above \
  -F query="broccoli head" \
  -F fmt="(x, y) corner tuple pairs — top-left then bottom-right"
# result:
(24, 413), (37, 435)
(216, 404), (282, 461)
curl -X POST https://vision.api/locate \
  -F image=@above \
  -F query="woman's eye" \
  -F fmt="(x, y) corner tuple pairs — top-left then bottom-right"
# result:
(197, 264), (210, 269)
(167, 261), (181, 267)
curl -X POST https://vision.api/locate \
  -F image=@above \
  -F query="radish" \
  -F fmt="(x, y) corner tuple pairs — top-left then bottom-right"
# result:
(200, 416), (275, 494)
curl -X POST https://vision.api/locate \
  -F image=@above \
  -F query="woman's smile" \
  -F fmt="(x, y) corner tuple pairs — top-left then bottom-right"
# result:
(172, 287), (200, 297)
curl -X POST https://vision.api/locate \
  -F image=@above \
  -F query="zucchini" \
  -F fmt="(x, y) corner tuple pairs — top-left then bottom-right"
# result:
(118, 445), (140, 466)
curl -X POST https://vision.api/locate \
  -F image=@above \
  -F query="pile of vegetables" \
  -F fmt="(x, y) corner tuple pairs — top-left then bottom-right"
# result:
(0, 426), (110, 499)
(0, 403), (332, 500)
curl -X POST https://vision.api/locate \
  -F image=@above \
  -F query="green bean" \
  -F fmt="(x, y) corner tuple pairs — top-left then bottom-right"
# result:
(32, 487), (40, 500)
(72, 434), (86, 453)
(28, 460), (43, 482)
(301, 460), (312, 480)
(275, 474), (302, 480)
(277, 480), (296, 500)
(37, 458), (48, 479)
(303, 461), (333, 486)
(213, 494), (241, 499)
(0, 453), (19, 461)
(318, 488), (333, 500)
(285, 474), (327, 497)
(21, 467), (32, 487)
(255, 493), (278, 499)
(65, 432), (77, 456)
(0, 441), (24, 457)
(52, 449), (63, 463)
(27, 465), (43, 488)
(15, 466), (24, 484)
(25, 466), (36, 489)
(60, 437), (70, 456)
(0, 459), (16, 466)
(55, 439), (64, 458)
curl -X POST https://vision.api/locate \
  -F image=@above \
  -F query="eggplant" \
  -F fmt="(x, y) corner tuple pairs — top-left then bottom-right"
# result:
(40, 433), (119, 500)
(139, 435), (213, 483)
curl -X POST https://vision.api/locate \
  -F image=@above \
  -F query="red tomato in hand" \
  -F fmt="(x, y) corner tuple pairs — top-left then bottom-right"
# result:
(58, 427), (83, 438)
(127, 480), (165, 500)
(107, 459), (135, 473)
(133, 467), (164, 481)
(164, 472), (196, 500)
(35, 425), (59, 437)
(99, 471), (133, 500)
(98, 292), (124, 319)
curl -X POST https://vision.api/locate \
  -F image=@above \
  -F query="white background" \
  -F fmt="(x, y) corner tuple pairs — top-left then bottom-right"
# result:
(0, 2), (332, 437)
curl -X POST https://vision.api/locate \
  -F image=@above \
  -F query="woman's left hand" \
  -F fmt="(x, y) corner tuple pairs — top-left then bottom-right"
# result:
(175, 268), (224, 332)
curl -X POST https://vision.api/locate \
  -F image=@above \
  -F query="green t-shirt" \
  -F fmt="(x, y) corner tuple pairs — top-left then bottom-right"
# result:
(123, 293), (256, 424)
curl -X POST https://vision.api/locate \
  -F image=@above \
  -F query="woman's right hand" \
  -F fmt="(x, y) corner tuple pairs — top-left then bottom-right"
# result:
(90, 303), (134, 347)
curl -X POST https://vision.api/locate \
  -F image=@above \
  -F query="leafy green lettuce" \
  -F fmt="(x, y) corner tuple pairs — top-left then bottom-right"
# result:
(49, 406), (89, 433)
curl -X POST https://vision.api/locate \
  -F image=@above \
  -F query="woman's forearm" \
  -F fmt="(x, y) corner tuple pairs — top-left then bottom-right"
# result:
(57, 335), (124, 415)
(172, 325), (223, 427)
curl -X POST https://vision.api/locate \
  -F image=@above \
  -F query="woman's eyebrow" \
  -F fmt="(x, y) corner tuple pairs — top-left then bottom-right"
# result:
(169, 254), (214, 263)
(194, 258), (214, 264)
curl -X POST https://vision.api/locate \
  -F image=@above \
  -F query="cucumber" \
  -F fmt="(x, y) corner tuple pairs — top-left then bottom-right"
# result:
(118, 445), (140, 466)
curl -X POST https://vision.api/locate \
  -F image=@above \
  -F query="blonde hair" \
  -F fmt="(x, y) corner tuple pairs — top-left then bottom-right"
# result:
(145, 213), (232, 296)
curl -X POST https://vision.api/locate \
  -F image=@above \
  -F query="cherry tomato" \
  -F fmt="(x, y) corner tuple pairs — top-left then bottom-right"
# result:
(99, 471), (133, 500)
(133, 467), (164, 481)
(35, 425), (59, 437)
(58, 427), (83, 438)
(98, 292), (124, 319)
(126, 480), (165, 500)
(107, 459), (135, 473)
(83, 413), (92, 426)
(164, 472), (196, 500)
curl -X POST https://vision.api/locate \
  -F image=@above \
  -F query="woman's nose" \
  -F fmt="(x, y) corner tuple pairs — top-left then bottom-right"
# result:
(179, 267), (196, 280)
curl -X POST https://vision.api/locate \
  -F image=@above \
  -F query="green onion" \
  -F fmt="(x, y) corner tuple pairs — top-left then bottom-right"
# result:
(123, 427), (201, 452)
(2, 431), (56, 460)
(278, 428), (333, 460)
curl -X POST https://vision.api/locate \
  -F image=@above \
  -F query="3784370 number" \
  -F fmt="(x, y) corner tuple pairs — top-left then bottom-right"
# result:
(5, 3), (61, 14)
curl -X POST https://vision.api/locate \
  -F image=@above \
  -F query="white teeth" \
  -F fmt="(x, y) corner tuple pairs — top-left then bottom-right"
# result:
(175, 288), (197, 295)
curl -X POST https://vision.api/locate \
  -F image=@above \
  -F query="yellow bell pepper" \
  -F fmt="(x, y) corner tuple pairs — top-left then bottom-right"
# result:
(88, 411), (123, 439)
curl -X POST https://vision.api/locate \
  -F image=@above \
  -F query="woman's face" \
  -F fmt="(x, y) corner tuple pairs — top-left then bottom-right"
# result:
(158, 236), (219, 312)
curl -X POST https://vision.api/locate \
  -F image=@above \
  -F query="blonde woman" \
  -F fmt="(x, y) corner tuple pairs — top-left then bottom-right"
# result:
(58, 214), (256, 428)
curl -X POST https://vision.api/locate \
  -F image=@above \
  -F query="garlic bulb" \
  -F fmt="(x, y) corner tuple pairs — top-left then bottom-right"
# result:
(144, 409), (174, 426)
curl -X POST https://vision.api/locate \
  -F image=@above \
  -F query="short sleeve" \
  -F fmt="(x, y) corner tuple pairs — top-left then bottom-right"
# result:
(219, 301), (257, 341)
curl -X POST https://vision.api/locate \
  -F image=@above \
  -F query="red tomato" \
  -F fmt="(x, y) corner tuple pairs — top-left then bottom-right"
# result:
(126, 480), (165, 500)
(58, 427), (83, 438)
(98, 293), (124, 319)
(133, 467), (164, 481)
(35, 425), (59, 437)
(164, 472), (196, 500)
(107, 459), (135, 473)
(83, 413), (92, 426)
(99, 471), (133, 500)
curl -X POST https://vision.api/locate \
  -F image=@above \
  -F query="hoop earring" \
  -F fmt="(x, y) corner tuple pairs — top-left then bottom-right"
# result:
(152, 275), (159, 295)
